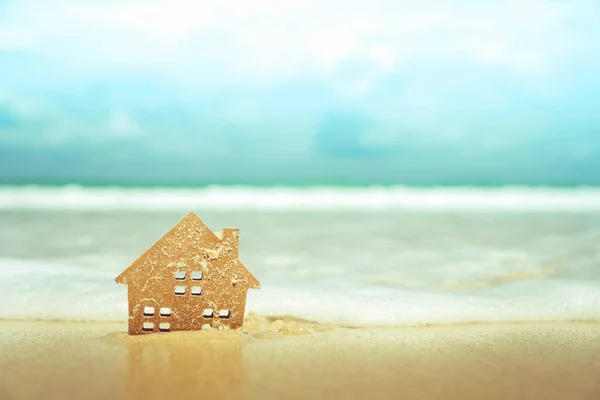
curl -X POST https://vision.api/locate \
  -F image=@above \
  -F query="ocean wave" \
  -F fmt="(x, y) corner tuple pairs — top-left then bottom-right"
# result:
(1, 185), (600, 212)
(2, 258), (600, 326)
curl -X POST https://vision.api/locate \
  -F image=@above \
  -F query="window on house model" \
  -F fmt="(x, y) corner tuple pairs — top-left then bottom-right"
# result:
(160, 308), (172, 317)
(174, 286), (186, 295)
(191, 286), (201, 296)
(142, 322), (154, 331)
(174, 271), (187, 280)
(159, 322), (171, 332)
(191, 271), (203, 280)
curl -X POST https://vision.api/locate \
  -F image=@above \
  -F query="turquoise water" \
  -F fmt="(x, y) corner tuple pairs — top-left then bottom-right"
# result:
(2, 179), (597, 188)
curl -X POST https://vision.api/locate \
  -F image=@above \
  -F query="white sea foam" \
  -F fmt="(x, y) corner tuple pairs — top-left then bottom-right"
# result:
(2, 199), (599, 326)
(2, 258), (599, 326)
(1, 185), (600, 212)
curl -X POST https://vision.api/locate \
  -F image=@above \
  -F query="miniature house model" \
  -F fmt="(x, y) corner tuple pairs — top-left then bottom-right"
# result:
(115, 212), (260, 335)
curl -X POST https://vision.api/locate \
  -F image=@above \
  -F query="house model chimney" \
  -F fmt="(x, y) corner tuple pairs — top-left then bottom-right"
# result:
(222, 228), (240, 257)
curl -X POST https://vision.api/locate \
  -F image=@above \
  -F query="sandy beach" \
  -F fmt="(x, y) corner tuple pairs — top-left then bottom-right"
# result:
(1, 317), (599, 400)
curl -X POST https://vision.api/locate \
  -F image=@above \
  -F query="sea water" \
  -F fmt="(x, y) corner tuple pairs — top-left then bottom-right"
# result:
(1, 185), (599, 327)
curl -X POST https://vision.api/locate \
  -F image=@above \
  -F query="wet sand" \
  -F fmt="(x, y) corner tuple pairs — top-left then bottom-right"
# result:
(1, 317), (599, 400)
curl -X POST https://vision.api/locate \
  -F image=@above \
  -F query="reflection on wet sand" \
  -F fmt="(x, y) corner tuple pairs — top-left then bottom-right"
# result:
(125, 330), (245, 400)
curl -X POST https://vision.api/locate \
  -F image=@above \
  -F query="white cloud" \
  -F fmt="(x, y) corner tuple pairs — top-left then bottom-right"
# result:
(368, 45), (396, 72)
(0, 0), (591, 85)
(0, 92), (145, 145)
(0, 0), (598, 150)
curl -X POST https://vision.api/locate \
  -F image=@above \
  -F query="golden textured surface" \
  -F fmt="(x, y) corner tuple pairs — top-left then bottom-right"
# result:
(2, 321), (600, 400)
(115, 212), (260, 335)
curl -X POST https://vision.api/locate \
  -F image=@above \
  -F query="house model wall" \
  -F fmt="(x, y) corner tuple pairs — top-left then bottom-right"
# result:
(115, 212), (260, 335)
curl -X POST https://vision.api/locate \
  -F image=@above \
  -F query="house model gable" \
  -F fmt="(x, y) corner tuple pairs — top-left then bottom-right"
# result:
(116, 212), (260, 335)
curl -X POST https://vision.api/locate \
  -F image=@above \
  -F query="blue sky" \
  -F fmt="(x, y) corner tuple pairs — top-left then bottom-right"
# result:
(0, 0), (599, 185)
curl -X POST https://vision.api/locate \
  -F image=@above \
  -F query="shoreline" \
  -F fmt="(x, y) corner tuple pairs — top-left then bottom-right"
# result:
(1, 319), (599, 399)
(1, 314), (599, 329)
